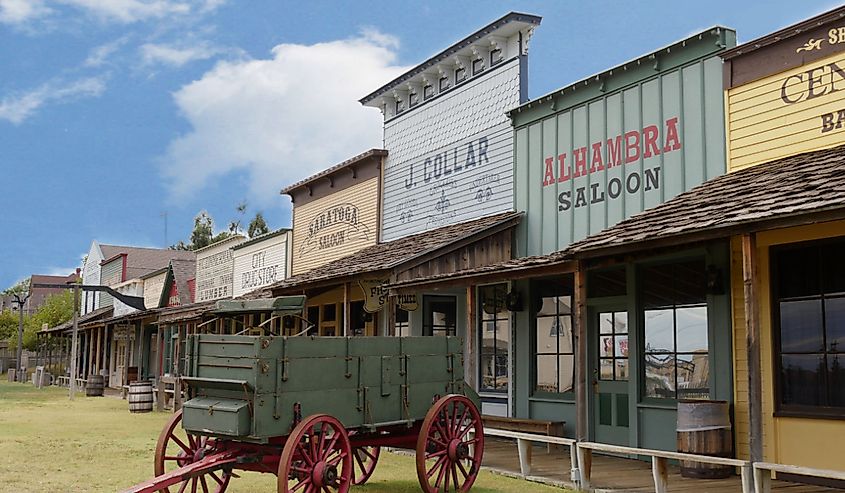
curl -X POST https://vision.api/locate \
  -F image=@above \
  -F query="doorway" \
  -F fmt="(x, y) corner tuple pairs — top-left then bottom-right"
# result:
(590, 307), (631, 446)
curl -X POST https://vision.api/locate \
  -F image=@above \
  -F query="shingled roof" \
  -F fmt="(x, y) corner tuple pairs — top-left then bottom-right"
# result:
(567, 143), (845, 257)
(100, 245), (195, 280)
(266, 211), (522, 292)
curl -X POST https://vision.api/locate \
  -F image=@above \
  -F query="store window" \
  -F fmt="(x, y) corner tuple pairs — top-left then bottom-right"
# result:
(774, 238), (845, 414)
(395, 308), (411, 336)
(478, 284), (509, 393)
(642, 259), (709, 400)
(423, 295), (457, 336)
(534, 277), (574, 394)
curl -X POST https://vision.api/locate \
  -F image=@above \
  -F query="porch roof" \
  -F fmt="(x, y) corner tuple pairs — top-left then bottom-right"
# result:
(40, 306), (113, 334)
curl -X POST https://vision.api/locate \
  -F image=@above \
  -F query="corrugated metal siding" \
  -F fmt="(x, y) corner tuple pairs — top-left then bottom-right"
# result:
(381, 59), (521, 241)
(292, 177), (379, 275)
(727, 51), (845, 171)
(232, 233), (290, 298)
(99, 257), (123, 308)
(516, 55), (726, 256)
(143, 272), (167, 309)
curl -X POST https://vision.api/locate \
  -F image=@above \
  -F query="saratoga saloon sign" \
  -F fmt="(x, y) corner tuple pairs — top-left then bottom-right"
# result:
(300, 203), (371, 256)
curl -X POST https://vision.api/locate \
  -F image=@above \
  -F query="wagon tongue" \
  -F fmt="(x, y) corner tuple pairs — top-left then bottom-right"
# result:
(119, 450), (240, 493)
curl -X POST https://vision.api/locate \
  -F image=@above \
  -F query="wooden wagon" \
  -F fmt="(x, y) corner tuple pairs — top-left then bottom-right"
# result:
(122, 297), (484, 493)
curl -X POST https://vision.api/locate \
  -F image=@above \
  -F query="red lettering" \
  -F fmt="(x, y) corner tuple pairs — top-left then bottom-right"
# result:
(624, 131), (640, 164)
(543, 157), (555, 186)
(643, 125), (661, 158)
(606, 136), (622, 168)
(589, 142), (604, 173)
(663, 117), (681, 152)
(557, 153), (571, 182)
(573, 147), (588, 177)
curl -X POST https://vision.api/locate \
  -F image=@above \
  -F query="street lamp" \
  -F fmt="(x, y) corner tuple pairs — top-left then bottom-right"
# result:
(11, 290), (31, 382)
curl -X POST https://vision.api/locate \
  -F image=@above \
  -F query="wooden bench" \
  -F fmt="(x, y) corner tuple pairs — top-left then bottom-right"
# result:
(482, 415), (565, 454)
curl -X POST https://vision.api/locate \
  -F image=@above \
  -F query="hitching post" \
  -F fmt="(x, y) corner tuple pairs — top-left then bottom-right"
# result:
(13, 292), (31, 382)
(69, 282), (80, 400)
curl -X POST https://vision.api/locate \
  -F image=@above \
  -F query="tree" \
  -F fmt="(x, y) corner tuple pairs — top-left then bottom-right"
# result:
(228, 200), (248, 235)
(3, 278), (30, 296)
(248, 212), (270, 238)
(190, 211), (214, 250)
(0, 310), (17, 341)
(5, 291), (74, 350)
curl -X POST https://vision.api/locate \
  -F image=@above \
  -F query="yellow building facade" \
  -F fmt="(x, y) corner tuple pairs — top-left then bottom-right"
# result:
(723, 8), (845, 471)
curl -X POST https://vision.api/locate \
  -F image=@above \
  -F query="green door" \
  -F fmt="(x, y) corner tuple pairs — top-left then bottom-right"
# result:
(591, 308), (630, 445)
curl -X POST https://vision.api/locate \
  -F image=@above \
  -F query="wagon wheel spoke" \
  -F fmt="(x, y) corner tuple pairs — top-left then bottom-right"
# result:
(297, 443), (315, 466)
(176, 479), (190, 493)
(451, 462), (460, 491)
(170, 435), (193, 455)
(199, 475), (210, 493)
(456, 460), (470, 481)
(426, 454), (448, 479)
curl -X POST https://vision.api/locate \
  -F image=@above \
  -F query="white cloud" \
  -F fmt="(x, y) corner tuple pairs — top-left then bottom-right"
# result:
(0, 76), (106, 124)
(159, 31), (408, 205)
(57, 0), (190, 23)
(0, 0), (51, 24)
(85, 37), (129, 67)
(140, 41), (222, 67)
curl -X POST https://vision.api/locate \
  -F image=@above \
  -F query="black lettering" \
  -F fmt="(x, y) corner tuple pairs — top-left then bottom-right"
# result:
(781, 74), (804, 104)
(574, 187), (588, 208)
(405, 162), (414, 189)
(829, 62), (845, 94)
(424, 157), (432, 183)
(626, 172), (641, 194)
(453, 147), (462, 172)
(822, 112), (835, 133)
(607, 177), (622, 199)
(465, 142), (476, 168)
(807, 67), (829, 100)
(444, 150), (452, 175)
(557, 191), (571, 211)
(434, 153), (442, 178)
(590, 183), (605, 204)
(478, 136), (489, 165)
(644, 167), (660, 191)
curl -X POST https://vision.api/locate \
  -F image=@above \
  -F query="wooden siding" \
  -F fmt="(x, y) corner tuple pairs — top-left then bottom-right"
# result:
(727, 51), (845, 171)
(731, 220), (845, 468)
(99, 257), (123, 308)
(195, 237), (245, 303)
(143, 271), (167, 309)
(394, 229), (512, 282)
(292, 177), (379, 275)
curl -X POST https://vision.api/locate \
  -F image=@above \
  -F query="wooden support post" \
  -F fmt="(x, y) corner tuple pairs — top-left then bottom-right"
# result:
(122, 325), (131, 398)
(343, 282), (350, 337)
(517, 438), (532, 477)
(576, 445), (592, 489)
(569, 443), (579, 483)
(742, 233), (764, 463)
(386, 295), (396, 337)
(138, 323), (146, 380)
(574, 262), (589, 441)
(753, 466), (772, 493)
(466, 285), (477, 391)
(651, 456), (668, 493)
(740, 464), (754, 493)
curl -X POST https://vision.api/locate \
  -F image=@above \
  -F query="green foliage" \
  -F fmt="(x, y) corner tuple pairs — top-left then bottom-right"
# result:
(3, 278), (30, 296)
(5, 291), (75, 350)
(191, 210), (214, 250)
(248, 212), (270, 238)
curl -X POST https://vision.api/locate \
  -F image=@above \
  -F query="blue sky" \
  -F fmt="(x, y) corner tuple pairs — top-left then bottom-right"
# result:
(0, 0), (837, 288)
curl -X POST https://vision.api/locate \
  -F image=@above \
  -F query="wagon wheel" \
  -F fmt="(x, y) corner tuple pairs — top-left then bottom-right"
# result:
(155, 410), (232, 493)
(351, 445), (380, 485)
(416, 395), (484, 493)
(278, 414), (352, 493)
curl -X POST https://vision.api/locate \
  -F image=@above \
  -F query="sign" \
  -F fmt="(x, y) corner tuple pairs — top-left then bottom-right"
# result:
(300, 203), (371, 256)
(727, 51), (845, 170)
(359, 280), (420, 313)
(113, 325), (136, 341)
(232, 232), (289, 297)
(381, 60), (521, 241)
(196, 238), (244, 302)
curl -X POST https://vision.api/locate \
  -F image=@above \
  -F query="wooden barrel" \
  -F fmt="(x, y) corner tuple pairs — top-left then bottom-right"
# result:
(677, 400), (733, 479)
(85, 374), (104, 397)
(128, 380), (154, 413)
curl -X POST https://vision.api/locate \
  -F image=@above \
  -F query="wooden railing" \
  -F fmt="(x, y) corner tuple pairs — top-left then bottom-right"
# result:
(753, 462), (845, 493)
(576, 441), (753, 493)
(484, 428), (578, 482)
(54, 376), (86, 389)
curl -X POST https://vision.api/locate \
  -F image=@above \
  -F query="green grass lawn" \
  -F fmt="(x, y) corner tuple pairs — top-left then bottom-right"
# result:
(0, 379), (565, 492)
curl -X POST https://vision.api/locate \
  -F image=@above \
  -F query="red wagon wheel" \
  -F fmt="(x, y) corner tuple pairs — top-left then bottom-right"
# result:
(278, 414), (352, 493)
(155, 410), (232, 493)
(351, 445), (380, 485)
(416, 394), (484, 493)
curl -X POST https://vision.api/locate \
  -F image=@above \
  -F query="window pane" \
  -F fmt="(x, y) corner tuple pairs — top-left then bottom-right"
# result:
(645, 309), (674, 353)
(538, 296), (571, 316)
(677, 353), (709, 399)
(536, 354), (557, 392)
(614, 312), (628, 334)
(822, 244), (845, 295)
(778, 247), (820, 298)
(600, 358), (614, 380)
(642, 260), (707, 308)
(826, 297), (845, 352)
(780, 300), (824, 352)
(558, 317), (573, 353)
(645, 353), (675, 399)
(615, 335), (629, 358)
(558, 354), (574, 392)
(829, 354), (845, 407)
(599, 312), (614, 334)
(781, 354), (825, 406)
(536, 316), (558, 354)
(600, 336), (614, 357)
(615, 359), (629, 381)
(676, 306), (708, 353)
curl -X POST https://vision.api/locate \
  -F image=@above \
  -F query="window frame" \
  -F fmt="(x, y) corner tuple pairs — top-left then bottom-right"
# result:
(532, 277), (575, 398)
(422, 294), (457, 337)
(423, 84), (434, 100)
(477, 283), (510, 394)
(771, 236), (845, 419)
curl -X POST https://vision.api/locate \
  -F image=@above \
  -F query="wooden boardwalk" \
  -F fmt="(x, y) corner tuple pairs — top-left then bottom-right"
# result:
(482, 438), (841, 492)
